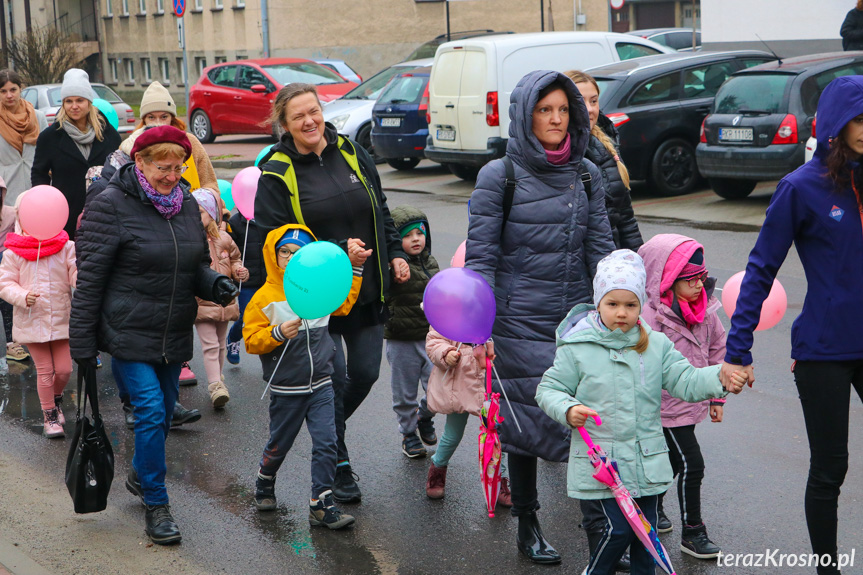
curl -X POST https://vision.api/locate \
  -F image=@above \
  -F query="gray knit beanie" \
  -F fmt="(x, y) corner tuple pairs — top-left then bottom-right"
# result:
(60, 68), (96, 102)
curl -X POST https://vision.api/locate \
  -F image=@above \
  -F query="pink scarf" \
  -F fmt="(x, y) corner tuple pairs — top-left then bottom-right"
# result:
(678, 288), (707, 325)
(545, 133), (571, 165)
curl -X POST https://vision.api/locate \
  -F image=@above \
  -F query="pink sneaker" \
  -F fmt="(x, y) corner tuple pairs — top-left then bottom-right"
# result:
(179, 362), (197, 386)
(43, 409), (65, 438)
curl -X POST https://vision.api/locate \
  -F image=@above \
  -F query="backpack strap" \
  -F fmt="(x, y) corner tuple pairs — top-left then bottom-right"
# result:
(501, 156), (517, 228)
(578, 162), (592, 200)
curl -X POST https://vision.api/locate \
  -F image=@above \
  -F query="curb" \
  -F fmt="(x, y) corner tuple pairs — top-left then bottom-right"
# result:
(210, 159), (255, 169)
(0, 537), (53, 575)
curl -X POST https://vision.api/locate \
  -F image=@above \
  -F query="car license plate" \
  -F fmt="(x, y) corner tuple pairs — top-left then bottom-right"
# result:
(719, 127), (754, 142)
(381, 118), (401, 127)
(437, 128), (455, 141)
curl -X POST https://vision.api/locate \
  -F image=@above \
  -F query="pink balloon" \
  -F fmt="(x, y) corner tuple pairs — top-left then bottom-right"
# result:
(451, 240), (466, 268)
(721, 271), (787, 331)
(231, 167), (260, 220)
(19, 186), (69, 240)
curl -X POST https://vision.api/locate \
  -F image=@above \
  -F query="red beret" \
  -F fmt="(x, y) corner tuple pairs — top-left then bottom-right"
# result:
(130, 125), (192, 162)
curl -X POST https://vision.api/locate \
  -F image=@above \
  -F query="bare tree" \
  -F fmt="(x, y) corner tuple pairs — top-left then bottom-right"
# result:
(6, 28), (82, 85)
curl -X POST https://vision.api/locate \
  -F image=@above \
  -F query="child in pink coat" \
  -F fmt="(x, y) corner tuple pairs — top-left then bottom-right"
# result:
(638, 233), (726, 559)
(424, 328), (510, 505)
(0, 193), (78, 438)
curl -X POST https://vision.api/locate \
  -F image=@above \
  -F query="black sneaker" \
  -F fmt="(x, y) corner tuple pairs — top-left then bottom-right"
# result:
(657, 508), (673, 533)
(681, 523), (721, 559)
(308, 490), (355, 530)
(255, 472), (277, 511)
(402, 432), (427, 458)
(126, 467), (145, 506)
(171, 402), (202, 427)
(145, 503), (182, 544)
(332, 464), (362, 504)
(417, 417), (438, 446)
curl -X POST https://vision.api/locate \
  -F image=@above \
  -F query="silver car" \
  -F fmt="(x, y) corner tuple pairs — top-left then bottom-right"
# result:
(21, 83), (137, 133)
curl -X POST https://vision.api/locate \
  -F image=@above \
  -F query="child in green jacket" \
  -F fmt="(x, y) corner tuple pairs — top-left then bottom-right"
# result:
(535, 249), (745, 575)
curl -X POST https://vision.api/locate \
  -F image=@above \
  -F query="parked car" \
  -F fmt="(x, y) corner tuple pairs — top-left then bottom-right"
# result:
(425, 31), (675, 180)
(21, 83), (137, 133)
(323, 58), (433, 159)
(629, 28), (701, 51)
(371, 66), (431, 170)
(586, 50), (775, 196)
(188, 57), (358, 143)
(804, 114), (817, 162)
(314, 59), (363, 84)
(403, 30), (513, 62)
(697, 51), (863, 199)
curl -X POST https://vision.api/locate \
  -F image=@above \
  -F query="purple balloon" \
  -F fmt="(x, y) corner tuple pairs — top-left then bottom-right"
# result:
(423, 268), (496, 344)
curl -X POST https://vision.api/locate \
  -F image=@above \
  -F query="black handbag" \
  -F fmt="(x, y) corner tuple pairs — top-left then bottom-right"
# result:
(65, 362), (114, 513)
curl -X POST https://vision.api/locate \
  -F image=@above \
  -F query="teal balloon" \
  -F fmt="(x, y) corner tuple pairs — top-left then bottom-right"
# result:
(218, 179), (235, 211)
(283, 241), (352, 319)
(255, 144), (274, 167)
(93, 98), (119, 130)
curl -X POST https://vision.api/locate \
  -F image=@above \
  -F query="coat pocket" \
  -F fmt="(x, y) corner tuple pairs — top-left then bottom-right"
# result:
(637, 435), (673, 485)
(570, 447), (608, 492)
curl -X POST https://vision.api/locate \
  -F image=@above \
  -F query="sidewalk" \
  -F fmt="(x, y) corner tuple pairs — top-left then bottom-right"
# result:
(202, 135), (272, 169)
(0, 536), (53, 575)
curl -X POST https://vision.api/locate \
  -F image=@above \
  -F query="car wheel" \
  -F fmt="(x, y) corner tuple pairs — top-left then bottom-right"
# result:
(448, 163), (479, 181)
(386, 157), (421, 171)
(356, 124), (384, 163)
(709, 178), (758, 200)
(649, 138), (699, 196)
(191, 110), (215, 144)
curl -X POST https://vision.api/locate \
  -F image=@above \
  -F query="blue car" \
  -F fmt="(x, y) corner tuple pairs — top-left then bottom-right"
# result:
(371, 66), (431, 170)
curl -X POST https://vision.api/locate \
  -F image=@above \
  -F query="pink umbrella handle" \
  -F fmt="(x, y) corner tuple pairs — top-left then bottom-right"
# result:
(577, 414), (603, 451)
(486, 356), (492, 395)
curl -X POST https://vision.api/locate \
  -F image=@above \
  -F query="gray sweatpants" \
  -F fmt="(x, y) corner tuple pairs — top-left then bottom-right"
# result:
(386, 339), (434, 435)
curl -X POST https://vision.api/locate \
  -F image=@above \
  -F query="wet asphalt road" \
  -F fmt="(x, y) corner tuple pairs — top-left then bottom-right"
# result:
(1, 176), (862, 575)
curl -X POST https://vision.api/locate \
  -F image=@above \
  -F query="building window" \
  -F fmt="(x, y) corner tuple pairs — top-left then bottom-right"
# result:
(156, 0), (164, 12)
(177, 57), (187, 84)
(213, 0), (223, 8)
(214, 55), (227, 64)
(159, 58), (170, 83)
(105, 0), (113, 16)
(142, 58), (152, 82)
(121, 0), (129, 15)
(138, 0), (145, 13)
(194, 0), (202, 9)
(110, 59), (118, 83)
(195, 57), (207, 79)
(235, 0), (244, 7)
(125, 58), (135, 82)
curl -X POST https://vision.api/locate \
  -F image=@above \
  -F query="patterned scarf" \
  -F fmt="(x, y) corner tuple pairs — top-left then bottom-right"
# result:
(135, 166), (183, 220)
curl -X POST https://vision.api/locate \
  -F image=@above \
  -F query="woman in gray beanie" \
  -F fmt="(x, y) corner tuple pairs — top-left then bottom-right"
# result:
(31, 68), (120, 237)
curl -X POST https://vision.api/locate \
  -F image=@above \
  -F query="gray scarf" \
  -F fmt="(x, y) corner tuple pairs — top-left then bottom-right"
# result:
(62, 121), (95, 159)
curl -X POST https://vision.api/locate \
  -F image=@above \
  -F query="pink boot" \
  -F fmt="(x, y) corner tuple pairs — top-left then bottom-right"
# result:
(179, 361), (197, 386)
(43, 409), (65, 438)
(54, 395), (65, 426)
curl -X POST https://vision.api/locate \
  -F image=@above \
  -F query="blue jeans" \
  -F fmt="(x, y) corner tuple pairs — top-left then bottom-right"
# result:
(111, 357), (129, 401)
(112, 359), (182, 505)
(330, 323), (384, 462)
(586, 495), (660, 575)
(227, 287), (256, 345)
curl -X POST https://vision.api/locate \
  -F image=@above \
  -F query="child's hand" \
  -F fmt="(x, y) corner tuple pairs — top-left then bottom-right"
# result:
(471, 341), (497, 364)
(25, 292), (39, 307)
(724, 370), (747, 394)
(236, 267), (249, 281)
(347, 238), (372, 266)
(444, 349), (461, 367)
(710, 404), (724, 422)
(278, 319), (302, 340)
(566, 404), (598, 428)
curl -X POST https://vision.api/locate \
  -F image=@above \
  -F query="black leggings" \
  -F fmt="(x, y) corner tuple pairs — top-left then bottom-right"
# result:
(794, 360), (863, 575)
(660, 424), (705, 526)
(508, 453), (541, 516)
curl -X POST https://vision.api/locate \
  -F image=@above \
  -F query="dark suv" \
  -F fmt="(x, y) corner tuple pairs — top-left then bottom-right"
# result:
(697, 52), (863, 199)
(588, 50), (775, 196)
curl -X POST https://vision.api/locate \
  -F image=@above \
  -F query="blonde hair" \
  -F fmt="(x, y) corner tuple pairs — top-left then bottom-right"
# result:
(56, 102), (105, 141)
(204, 219), (220, 240)
(565, 70), (630, 188)
(632, 322), (649, 354)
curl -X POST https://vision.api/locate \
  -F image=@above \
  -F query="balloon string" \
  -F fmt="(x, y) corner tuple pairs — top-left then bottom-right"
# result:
(29, 241), (41, 319)
(261, 338), (290, 400)
(238, 220), (250, 292)
(491, 362), (523, 434)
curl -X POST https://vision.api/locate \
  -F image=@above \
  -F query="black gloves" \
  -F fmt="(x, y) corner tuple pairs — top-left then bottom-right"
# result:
(214, 276), (239, 307)
(75, 357), (98, 371)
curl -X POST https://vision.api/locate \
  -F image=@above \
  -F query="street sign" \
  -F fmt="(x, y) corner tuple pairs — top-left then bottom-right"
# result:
(610, 0), (624, 10)
(177, 18), (184, 48)
(174, 0), (185, 17)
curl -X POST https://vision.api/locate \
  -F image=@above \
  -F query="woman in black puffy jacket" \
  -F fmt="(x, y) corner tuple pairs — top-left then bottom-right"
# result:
(568, 70), (643, 251)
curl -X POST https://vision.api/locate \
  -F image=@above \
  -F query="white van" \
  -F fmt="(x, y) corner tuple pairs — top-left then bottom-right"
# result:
(425, 31), (674, 179)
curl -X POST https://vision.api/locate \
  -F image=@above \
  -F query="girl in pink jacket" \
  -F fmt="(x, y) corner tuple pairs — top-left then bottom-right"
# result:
(424, 328), (511, 505)
(0, 199), (77, 438)
(637, 233), (726, 560)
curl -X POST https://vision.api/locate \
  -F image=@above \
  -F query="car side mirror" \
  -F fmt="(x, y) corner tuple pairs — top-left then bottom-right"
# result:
(250, 84), (268, 94)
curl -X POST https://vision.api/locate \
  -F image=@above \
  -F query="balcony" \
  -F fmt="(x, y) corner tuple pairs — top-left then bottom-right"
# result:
(54, 12), (100, 60)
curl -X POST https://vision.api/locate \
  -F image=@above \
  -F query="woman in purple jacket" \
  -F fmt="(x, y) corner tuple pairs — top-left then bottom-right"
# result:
(720, 76), (863, 575)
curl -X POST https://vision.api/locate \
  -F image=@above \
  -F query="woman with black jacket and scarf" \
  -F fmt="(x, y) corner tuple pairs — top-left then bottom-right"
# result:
(70, 126), (238, 546)
(31, 69), (120, 238)
(254, 83), (408, 505)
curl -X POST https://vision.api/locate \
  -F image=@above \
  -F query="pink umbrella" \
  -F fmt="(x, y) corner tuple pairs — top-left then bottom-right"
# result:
(578, 415), (677, 575)
(478, 356), (503, 518)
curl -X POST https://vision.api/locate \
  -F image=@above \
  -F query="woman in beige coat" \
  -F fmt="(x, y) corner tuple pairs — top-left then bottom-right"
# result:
(193, 190), (247, 408)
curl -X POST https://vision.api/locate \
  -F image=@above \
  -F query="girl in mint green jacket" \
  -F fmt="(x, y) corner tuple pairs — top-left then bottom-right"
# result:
(535, 249), (744, 575)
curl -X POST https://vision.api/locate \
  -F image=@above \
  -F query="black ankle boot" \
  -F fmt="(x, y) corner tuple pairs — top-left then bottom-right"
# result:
(171, 402), (201, 427)
(586, 529), (631, 572)
(145, 503), (181, 545)
(516, 511), (561, 564)
(121, 397), (135, 430)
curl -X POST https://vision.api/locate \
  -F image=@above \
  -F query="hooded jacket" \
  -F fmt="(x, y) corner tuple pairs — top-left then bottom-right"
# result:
(725, 75), (863, 366)
(384, 205), (440, 340)
(196, 229), (243, 322)
(638, 234), (727, 428)
(242, 224), (363, 395)
(535, 303), (726, 500)
(425, 328), (487, 416)
(466, 70), (615, 462)
(70, 163), (223, 362)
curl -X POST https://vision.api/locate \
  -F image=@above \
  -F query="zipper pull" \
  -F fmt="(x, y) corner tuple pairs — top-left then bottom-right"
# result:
(319, 155), (324, 167)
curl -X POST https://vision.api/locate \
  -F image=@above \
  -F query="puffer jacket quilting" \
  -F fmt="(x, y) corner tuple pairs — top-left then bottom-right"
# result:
(196, 229), (242, 322)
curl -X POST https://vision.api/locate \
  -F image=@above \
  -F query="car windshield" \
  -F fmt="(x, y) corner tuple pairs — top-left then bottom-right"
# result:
(47, 88), (62, 106)
(714, 74), (792, 114)
(342, 66), (412, 100)
(262, 63), (347, 86)
(595, 79), (623, 108)
(378, 75), (426, 105)
(93, 85), (122, 103)
(405, 41), (442, 62)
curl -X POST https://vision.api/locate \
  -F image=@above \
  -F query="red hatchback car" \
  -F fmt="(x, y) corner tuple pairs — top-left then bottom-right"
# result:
(188, 57), (357, 143)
